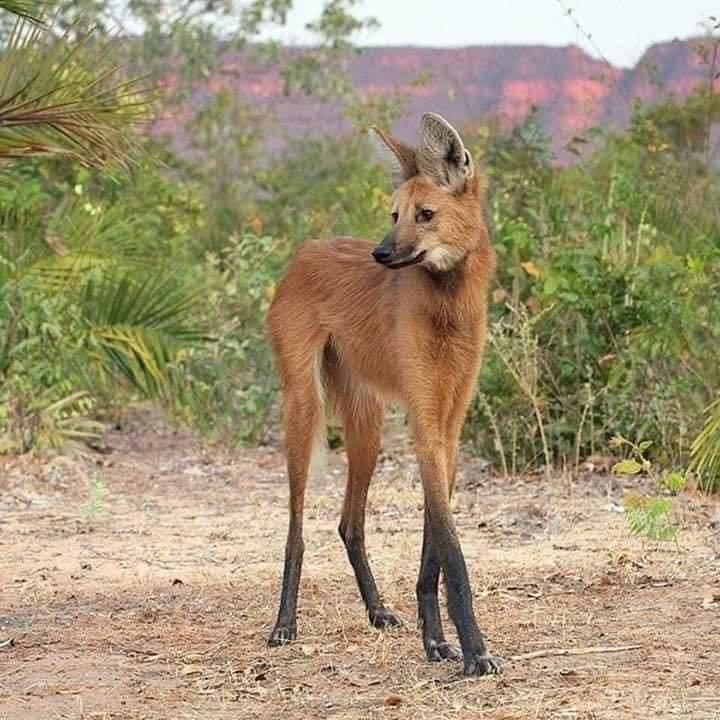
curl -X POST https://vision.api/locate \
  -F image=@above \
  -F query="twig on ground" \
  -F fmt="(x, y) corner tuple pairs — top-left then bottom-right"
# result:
(117, 646), (161, 657)
(508, 644), (642, 662)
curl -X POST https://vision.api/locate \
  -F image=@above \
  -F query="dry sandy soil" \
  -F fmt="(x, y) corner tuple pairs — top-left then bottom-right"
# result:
(1, 412), (719, 720)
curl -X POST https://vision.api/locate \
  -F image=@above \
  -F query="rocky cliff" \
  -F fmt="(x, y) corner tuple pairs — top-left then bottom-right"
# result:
(152, 38), (713, 156)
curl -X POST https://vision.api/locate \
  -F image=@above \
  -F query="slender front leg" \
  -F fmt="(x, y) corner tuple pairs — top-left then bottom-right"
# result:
(416, 432), (463, 661)
(416, 444), (500, 676)
(417, 508), (461, 661)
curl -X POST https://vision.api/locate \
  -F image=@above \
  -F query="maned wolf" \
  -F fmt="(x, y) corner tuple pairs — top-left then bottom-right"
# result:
(266, 113), (499, 676)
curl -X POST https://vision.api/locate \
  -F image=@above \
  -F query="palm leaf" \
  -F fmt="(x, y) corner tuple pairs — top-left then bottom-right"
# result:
(29, 252), (115, 288)
(0, 17), (153, 169)
(78, 271), (210, 402)
(690, 398), (720, 493)
(26, 200), (165, 288)
(0, 0), (46, 25)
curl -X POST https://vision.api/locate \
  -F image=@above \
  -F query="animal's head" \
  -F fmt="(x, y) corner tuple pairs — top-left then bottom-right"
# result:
(369, 113), (486, 273)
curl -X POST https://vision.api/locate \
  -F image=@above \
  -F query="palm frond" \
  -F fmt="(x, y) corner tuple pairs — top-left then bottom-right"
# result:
(45, 199), (160, 262)
(79, 271), (209, 402)
(81, 271), (207, 339)
(0, 0), (46, 25)
(29, 252), (115, 288)
(0, 18), (153, 169)
(690, 398), (720, 493)
(25, 200), (164, 287)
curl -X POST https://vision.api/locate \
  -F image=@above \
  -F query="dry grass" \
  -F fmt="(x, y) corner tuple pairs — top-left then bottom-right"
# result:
(1, 411), (719, 719)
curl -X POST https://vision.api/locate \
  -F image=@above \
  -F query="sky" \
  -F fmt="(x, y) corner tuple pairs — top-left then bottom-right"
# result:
(263, 0), (718, 68)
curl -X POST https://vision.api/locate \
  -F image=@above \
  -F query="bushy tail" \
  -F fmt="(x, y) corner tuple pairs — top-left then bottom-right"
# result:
(307, 349), (328, 480)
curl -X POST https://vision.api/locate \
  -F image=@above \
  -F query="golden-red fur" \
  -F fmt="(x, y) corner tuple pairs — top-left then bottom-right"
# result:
(266, 113), (500, 677)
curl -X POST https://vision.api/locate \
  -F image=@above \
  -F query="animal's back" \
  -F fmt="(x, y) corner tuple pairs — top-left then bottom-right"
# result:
(270, 237), (388, 313)
(268, 237), (402, 396)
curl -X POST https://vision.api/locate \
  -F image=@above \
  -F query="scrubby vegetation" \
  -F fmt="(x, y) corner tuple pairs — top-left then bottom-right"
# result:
(1, 1), (719, 494)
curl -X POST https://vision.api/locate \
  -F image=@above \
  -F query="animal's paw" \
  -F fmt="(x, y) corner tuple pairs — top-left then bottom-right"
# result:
(425, 639), (462, 663)
(268, 624), (296, 646)
(369, 606), (403, 630)
(462, 653), (503, 676)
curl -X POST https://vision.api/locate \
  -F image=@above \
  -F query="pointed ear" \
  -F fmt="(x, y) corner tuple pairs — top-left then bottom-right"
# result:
(417, 112), (474, 192)
(368, 126), (418, 189)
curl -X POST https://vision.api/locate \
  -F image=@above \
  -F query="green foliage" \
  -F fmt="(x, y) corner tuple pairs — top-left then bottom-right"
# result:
(689, 398), (720, 493)
(624, 496), (678, 542)
(176, 231), (289, 443)
(464, 93), (720, 480)
(610, 435), (686, 542)
(0, 159), (209, 452)
(257, 134), (391, 244)
(2, 0), (719, 488)
(0, 1), (44, 24)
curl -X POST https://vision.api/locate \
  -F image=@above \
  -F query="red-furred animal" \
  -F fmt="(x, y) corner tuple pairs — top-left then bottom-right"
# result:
(266, 113), (499, 676)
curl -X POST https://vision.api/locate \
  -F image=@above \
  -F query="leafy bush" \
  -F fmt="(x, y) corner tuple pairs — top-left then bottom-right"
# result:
(0, 160), (209, 451)
(464, 96), (720, 479)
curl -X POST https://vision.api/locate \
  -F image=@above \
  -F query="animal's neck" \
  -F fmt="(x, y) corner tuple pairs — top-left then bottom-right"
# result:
(426, 257), (467, 295)
(422, 243), (491, 329)
(428, 240), (489, 295)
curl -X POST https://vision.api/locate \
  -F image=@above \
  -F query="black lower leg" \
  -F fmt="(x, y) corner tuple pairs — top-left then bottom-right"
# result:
(269, 518), (303, 645)
(431, 519), (500, 676)
(416, 511), (460, 661)
(340, 523), (402, 628)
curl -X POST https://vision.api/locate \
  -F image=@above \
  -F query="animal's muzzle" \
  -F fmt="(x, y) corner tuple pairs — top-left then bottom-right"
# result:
(372, 245), (393, 265)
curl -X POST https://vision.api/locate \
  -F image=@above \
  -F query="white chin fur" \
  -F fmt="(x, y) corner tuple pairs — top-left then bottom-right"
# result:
(422, 245), (462, 272)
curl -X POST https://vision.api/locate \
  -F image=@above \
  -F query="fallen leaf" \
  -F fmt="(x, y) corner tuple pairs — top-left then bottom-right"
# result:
(384, 694), (403, 707)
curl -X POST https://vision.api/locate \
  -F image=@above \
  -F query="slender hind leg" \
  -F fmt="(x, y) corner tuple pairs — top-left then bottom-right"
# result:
(337, 387), (401, 629)
(268, 371), (323, 646)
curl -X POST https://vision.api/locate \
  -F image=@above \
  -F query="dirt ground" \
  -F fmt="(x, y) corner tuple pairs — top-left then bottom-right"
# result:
(1, 411), (719, 720)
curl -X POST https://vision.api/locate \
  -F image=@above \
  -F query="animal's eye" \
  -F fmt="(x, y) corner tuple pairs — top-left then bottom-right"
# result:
(419, 208), (435, 222)
(391, 211), (399, 224)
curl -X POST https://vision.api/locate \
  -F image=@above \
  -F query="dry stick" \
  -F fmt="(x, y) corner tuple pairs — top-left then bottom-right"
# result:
(507, 644), (642, 663)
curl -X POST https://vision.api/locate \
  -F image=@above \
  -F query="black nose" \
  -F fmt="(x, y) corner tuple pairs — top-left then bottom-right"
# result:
(372, 246), (392, 264)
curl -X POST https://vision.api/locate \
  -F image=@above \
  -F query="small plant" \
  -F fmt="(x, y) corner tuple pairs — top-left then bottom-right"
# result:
(80, 473), (109, 524)
(610, 435), (686, 543)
